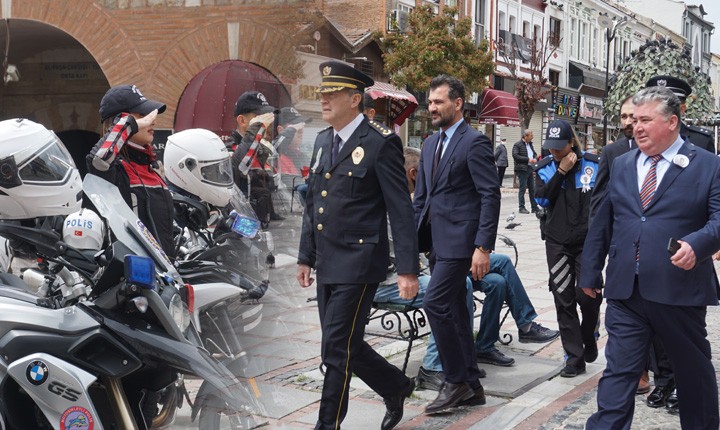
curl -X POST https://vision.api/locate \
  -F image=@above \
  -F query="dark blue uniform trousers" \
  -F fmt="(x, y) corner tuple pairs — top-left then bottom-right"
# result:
(423, 256), (483, 384)
(315, 282), (409, 430)
(587, 285), (718, 430)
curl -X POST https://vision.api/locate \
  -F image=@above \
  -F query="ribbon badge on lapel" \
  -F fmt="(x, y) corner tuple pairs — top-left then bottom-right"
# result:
(673, 154), (689, 168)
(352, 147), (364, 165)
(580, 166), (594, 193)
(311, 148), (322, 173)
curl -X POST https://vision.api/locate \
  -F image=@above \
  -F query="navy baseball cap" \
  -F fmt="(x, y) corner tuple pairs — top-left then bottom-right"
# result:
(543, 120), (575, 150)
(234, 91), (276, 116)
(99, 84), (166, 122)
(279, 107), (312, 126)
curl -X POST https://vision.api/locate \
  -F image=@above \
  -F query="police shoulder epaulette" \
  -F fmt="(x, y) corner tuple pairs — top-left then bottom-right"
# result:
(368, 120), (393, 137)
(318, 125), (332, 135)
(688, 125), (712, 136)
(534, 157), (552, 170)
(583, 152), (599, 163)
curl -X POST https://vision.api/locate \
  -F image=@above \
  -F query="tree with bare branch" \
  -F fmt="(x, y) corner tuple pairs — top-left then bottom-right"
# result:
(496, 34), (560, 130)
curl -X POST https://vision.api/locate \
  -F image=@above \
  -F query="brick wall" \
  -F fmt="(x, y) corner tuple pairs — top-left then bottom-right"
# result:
(8, 0), (312, 129)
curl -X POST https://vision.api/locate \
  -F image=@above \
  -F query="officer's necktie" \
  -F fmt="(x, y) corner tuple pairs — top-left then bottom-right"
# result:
(331, 134), (342, 165)
(640, 154), (663, 211)
(432, 132), (446, 178)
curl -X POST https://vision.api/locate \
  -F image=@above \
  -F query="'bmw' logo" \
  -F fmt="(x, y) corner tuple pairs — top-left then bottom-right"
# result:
(26, 360), (49, 386)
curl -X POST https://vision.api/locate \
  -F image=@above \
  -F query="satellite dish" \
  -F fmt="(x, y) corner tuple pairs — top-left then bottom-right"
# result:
(597, 15), (613, 29)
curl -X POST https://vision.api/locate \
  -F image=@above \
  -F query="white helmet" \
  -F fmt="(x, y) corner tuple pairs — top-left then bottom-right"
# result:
(164, 128), (233, 207)
(63, 209), (105, 251)
(0, 119), (82, 219)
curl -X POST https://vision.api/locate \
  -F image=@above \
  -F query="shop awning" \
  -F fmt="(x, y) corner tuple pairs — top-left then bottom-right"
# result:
(365, 82), (418, 126)
(477, 88), (520, 126)
(174, 60), (292, 138)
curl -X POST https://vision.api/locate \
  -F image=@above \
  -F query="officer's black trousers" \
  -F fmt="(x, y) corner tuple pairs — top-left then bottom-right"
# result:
(315, 282), (409, 430)
(545, 240), (603, 370)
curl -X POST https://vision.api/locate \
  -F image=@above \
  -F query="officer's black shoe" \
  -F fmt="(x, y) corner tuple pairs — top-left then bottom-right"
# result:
(646, 384), (674, 408)
(476, 349), (515, 367)
(665, 389), (679, 415)
(584, 340), (599, 363)
(457, 385), (486, 407)
(518, 207), (530, 214)
(381, 378), (414, 430)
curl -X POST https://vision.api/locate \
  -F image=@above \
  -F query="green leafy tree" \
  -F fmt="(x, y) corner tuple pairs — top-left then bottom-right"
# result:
(381, 5), (494, 95)
(606, 38), (715, 126)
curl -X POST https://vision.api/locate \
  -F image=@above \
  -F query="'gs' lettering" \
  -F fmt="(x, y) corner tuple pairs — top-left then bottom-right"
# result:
(48, 381), (81, 401)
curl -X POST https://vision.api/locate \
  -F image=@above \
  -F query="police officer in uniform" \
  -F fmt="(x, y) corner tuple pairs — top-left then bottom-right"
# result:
(296, 61), (419, 430)
(646, 75), (715, 153)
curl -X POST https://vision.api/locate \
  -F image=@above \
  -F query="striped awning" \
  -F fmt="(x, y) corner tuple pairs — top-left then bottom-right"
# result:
(365, 82), (418, 126)
(478, 88), (521, 126)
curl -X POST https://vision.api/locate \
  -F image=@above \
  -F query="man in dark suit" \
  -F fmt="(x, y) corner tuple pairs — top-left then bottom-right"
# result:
(590, 95), (636, 217)
(582, 86), (720, 430)
(646, 75), (715, 154)
(643, 75), (716, 413)
(296, 61), (419, 430)
(413, 75), (501, 414)
(512, 130), (539, 214)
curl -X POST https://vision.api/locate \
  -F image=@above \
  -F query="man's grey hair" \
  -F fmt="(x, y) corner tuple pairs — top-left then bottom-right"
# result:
(403, 146), (421, 171)
(632, 87), (681, 121)
(522, 129), (533, 139)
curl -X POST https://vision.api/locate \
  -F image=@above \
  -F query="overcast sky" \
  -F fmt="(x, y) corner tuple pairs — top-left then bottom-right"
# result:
(701, 1), (720, 54)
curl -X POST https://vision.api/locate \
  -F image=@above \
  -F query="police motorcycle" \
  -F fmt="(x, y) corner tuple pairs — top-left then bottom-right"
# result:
(164, 129), (271, 356)
(0, 119), (262, 429)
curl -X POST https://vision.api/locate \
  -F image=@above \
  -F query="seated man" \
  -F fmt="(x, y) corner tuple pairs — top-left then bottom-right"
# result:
(471, 253), (559, 367)
(374, 270), (480, 390)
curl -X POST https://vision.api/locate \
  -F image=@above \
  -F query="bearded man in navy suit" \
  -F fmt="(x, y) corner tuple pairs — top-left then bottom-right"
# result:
(413, 75), (501, 414)
(582, 86), (720, 429)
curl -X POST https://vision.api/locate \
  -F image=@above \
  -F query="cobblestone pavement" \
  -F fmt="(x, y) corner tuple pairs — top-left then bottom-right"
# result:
(174, 183), (719, 429)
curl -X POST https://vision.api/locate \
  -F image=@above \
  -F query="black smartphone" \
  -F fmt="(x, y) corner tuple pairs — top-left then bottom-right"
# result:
(667, 237), (681, 255)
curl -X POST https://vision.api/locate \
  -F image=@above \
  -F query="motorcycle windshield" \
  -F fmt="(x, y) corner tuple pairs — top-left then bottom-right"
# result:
(83, 174), (179, 279)
(229, 185), (261, 238)
(97, 308), (265, 415)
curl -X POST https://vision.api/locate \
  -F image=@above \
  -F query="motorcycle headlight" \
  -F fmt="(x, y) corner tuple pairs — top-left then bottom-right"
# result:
(168, 293), (190, 331)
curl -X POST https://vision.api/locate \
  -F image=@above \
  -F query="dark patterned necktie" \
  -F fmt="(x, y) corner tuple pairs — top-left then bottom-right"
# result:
(331, 134), (342, 165)
(432, 132), (446, 178)
(640, 154), (663, 211)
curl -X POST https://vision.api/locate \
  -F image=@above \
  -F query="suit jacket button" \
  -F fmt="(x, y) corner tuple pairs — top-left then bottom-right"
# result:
(359, 239), (364, 244)
(317, 224), (323, 231)
(325, 172), (331, 179)
(348, 171), (353, 176)
(641, 216), (646, 222)
(318, 207), (324, 214)
(321, 190), (328, 197)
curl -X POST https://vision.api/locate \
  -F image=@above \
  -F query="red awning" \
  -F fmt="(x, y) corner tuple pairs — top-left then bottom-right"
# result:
(174, 60), (292, 138)
(365, 82), (418, 126)
(477, 88), (520, 126)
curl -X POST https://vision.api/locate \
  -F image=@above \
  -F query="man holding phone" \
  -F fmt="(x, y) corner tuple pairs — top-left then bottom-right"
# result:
(582, 87), (720, 429)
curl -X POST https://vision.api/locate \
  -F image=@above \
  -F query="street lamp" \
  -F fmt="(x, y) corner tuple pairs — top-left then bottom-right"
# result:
(598, 14), (628, 146)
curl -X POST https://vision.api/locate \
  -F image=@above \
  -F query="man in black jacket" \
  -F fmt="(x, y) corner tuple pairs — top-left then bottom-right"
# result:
(590, 95), (636, 218)
(512, 130), (539, 214)
(229, 91), (283, 226)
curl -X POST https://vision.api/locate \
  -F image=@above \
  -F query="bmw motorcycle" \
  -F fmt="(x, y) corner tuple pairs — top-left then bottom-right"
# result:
(0, 174), (264, 430)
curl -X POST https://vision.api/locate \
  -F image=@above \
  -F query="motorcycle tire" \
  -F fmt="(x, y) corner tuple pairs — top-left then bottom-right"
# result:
(197, 402), (244, 430)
